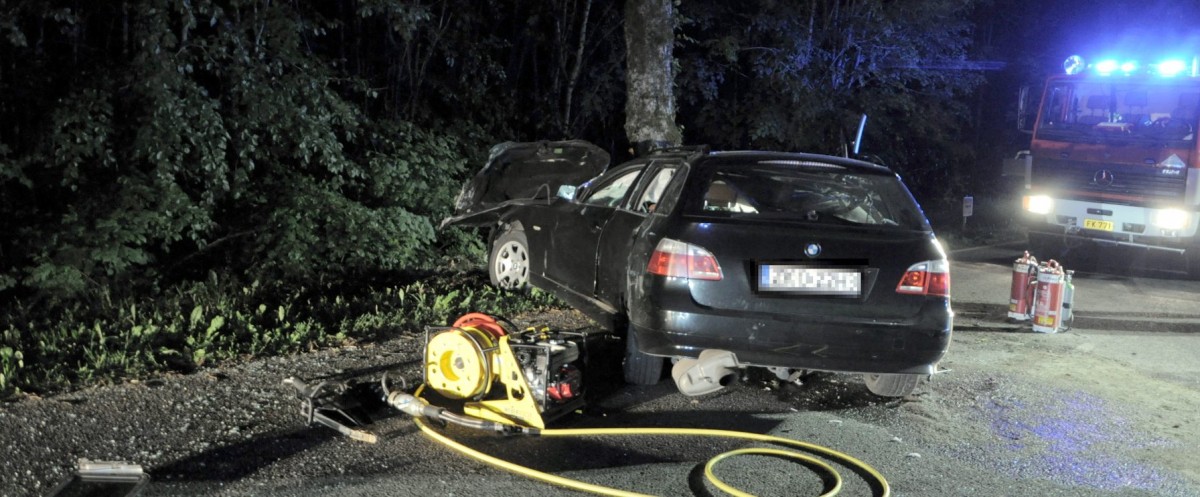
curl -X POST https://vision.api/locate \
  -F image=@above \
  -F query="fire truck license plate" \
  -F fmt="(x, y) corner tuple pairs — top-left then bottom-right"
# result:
(1084, 219), (1114, 231)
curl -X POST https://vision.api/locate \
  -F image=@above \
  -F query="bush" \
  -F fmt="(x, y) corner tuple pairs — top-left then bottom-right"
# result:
(0, 270), (560, 399)
(0, 2), (484, 301)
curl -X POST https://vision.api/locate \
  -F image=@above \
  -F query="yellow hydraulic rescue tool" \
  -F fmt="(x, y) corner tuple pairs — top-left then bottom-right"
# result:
(424, 318), (549, 428)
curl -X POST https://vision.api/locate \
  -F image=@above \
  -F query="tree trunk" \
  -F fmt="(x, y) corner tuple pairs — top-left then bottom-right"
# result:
(623, 0), (680, 154)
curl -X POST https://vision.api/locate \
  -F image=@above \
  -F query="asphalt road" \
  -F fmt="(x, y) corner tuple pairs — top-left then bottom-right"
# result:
(7, 241), (1200, 497)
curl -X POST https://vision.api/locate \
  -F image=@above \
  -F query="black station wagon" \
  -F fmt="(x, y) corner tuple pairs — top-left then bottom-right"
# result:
(444, 141), (953, 397)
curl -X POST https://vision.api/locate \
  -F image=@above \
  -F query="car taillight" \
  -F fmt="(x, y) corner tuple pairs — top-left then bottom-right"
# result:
(896, 259), (950, 297)
(647, 238), (723, 281)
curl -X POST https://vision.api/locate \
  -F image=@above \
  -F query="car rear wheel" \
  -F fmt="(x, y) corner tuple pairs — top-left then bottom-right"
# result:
(489, 229), (530, 291)
(862, 373), (921, 397)
(623, 327), (663, 385)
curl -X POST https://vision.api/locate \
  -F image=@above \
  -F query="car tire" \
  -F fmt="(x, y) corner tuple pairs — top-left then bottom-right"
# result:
(489, 229), (530, 291)
(862, 373), (921, 397)
(623, 326), (663, 385)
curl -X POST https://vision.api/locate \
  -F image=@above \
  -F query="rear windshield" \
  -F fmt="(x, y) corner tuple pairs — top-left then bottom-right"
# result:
(684, 159), (929, 230)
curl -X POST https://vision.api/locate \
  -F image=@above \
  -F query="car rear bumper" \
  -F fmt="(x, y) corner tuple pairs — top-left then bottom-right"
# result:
(629, 289), (953, 375)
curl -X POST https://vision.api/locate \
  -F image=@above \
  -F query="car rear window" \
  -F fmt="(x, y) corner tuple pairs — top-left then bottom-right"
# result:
(685, 159), (929, 230)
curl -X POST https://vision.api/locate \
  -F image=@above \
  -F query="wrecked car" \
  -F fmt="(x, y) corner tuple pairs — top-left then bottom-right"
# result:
(443, 141), (952, 397)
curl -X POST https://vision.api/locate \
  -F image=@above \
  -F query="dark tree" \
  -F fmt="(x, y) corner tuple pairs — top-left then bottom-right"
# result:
(675, 0), (984, 198)
(623, 0), (682, 153)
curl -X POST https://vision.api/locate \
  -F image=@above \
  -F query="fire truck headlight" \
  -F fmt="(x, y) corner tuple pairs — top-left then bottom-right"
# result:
(1153, 208), (1189, 230)
(1023, 195), (1054, 215)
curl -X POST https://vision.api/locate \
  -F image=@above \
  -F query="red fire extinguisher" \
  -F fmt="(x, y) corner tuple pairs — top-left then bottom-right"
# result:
(1008, 251), (1038, 321)
(1032, 260), (1066, 333)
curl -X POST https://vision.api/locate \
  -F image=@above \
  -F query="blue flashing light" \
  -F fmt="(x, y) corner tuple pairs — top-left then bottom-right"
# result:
(1063, 55), (1085, 75)
(1066, 54), (1198, 78)
(1094, 59), (1119, 75)
(1157, 59), (1188, 77)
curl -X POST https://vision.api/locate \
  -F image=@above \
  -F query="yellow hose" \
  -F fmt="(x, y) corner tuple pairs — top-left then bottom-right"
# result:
(412, 418), (890, 497)
(704, 447), (840, 497)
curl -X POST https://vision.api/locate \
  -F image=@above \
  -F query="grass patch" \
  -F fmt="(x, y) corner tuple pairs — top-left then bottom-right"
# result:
(0, 270), (560, 399)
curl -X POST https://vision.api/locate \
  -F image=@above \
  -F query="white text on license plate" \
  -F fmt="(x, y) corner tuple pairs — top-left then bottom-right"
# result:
(758, 265), (861, 296)
(1084, 219), (1114, 231)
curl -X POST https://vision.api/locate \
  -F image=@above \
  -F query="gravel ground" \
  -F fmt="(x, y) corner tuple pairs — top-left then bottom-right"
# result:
(2, 306), (1199, 497)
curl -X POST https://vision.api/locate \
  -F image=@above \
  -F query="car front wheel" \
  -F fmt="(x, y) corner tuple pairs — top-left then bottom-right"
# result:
(862, 373), (921, 397)
(489, 229), (530, 291)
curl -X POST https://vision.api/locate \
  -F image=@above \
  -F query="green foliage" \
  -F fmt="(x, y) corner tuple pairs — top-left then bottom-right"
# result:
(0, 271), (559, 398)
(0, 0), (659, 304)
(0, 1), (482, 300)
(0, 0), (591, 397)
(676, 0), (985, 201)
(0, 326), (23, 398)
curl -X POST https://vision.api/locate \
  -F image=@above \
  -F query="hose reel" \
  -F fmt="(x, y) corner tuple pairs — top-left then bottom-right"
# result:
(425, 323), (500, 399)
(423, 313), (585, 429)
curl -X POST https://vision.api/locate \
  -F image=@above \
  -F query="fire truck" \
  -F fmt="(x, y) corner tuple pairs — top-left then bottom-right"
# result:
(1015, 55), (1200, 276)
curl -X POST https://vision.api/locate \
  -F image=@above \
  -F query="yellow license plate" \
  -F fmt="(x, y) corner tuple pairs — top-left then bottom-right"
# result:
(1084, 219), (1114, 231)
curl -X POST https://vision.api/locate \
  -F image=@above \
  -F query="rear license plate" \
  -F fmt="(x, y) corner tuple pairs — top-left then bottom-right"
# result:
(1083, 219), (1114, 231)
(757, 264), (861, 296)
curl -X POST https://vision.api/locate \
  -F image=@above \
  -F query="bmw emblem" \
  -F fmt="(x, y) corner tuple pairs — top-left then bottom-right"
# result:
(804, 243), (822, 258)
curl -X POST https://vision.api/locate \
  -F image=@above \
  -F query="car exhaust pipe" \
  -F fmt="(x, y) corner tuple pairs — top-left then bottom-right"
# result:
(671, 350), (740, 396)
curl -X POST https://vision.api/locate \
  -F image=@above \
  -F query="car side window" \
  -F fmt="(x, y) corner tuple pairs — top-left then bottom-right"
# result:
(582, 169), (642, 207)
(702, 179), (757, 213)
(633, 166), (678, 213)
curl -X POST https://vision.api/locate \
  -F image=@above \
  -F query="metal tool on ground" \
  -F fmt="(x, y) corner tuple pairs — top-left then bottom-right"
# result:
(283, 376), (379, 443)
(46, 459), (149, 497)
(285, 312), (891, 497)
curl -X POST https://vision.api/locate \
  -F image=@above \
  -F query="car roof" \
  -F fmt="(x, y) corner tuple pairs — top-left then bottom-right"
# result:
(701, 151), (894, 175)
(646, 147), (894, 175)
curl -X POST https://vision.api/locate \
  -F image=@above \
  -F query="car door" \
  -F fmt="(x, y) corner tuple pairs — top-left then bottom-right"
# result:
(542, 163), (648, 295)
(594, 161), (682, 306)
